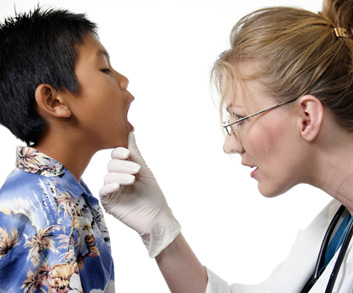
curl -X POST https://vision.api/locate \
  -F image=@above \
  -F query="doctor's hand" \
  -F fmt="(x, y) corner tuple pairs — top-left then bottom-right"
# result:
(99, 132), (181, 258)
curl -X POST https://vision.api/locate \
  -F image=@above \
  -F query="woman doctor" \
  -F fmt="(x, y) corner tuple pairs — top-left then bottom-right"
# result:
(99, 0), (353, 291)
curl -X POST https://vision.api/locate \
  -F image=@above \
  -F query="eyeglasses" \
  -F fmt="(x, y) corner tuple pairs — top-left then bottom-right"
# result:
(223, 97), (298, 135)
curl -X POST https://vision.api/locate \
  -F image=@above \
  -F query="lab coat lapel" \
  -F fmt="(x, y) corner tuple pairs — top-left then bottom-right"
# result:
(264, 200), (339, 292)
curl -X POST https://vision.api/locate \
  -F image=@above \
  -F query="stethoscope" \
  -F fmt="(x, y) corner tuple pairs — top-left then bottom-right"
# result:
(301, 205), (353, 293)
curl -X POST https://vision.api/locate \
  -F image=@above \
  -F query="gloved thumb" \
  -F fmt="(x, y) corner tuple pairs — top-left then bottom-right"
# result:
(128, 132), (148, 168)
(127, 132), (155, 180)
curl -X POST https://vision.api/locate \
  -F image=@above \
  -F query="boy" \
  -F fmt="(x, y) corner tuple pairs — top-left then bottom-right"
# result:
(0, 7), (134, 292)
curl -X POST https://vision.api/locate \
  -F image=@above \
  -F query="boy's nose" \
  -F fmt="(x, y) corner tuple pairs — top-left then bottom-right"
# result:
(223, 132), (244, 154)
(117, 73), (129, 90)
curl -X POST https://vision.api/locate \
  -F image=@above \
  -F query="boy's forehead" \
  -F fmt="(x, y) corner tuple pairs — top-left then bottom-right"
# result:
(77, 33), (109, 60)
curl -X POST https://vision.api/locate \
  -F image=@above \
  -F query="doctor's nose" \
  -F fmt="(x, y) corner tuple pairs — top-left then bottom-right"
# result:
(223, 132), (244, 154)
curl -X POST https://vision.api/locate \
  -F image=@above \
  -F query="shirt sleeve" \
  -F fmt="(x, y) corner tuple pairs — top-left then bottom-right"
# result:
(206, 267), (233, 292)
(0, 209), (82, 292)
(206, 267), (272, 293)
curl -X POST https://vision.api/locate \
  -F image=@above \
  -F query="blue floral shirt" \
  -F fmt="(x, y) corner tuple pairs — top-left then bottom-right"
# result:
(0, 147), (115, 292)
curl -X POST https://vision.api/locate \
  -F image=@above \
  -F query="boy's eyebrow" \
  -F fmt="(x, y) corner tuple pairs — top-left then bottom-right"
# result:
(97, 49), (110, 59)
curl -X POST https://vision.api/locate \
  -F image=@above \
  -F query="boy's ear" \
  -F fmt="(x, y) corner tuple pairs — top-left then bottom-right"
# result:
(35, 84), (72, 118)
(296, 95), (324, 141)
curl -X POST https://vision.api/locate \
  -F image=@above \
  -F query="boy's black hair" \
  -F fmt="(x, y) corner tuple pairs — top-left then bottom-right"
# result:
(0, 7), (97, 145)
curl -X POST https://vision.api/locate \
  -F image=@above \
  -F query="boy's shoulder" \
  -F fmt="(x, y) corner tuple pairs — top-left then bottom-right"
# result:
(0, 164), (62, 230)
(0, 146), (82, 226)
(0, 146), (65, 200)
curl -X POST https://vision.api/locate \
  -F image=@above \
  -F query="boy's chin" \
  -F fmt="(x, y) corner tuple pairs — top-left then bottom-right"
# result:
(112, 134), (130, 149)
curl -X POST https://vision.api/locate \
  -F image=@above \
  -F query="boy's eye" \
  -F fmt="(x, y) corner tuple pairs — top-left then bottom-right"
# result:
(101, 68), (111, 74)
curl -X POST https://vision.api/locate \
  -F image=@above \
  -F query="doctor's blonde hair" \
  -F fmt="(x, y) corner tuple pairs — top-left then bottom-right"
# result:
(212, 0), (353, 133)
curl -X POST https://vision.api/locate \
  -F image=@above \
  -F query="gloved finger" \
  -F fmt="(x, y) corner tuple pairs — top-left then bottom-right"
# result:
(108, 159), (140, 174)
(111, 147), (130, 160)
(103, 172), (136, 185)
(99, 183), (120, 197)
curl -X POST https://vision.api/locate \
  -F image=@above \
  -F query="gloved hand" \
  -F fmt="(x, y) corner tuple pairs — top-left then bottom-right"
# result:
(99, 132), (181, 258)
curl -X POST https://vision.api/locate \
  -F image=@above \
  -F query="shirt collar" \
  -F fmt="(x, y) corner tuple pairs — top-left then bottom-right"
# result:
(16, 146), (65, 177)
(15, 146), (98, 204)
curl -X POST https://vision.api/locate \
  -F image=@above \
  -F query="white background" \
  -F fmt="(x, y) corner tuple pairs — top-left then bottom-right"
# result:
(0, 0), (331, 292)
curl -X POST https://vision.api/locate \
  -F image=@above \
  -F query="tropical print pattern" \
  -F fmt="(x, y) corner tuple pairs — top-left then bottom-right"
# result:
(0, 147), (115, 292)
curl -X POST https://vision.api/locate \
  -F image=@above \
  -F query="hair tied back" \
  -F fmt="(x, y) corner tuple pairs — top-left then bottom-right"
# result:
(334, 27), (349, 38)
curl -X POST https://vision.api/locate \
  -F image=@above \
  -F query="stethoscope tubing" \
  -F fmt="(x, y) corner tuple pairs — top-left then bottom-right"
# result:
(325, 212), (353, 292)
(301, 205), (353, 293)
(316, 205), (345, 280)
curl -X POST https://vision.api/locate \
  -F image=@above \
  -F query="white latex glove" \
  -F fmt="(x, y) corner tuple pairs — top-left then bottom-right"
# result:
(99, 132), (181, 258)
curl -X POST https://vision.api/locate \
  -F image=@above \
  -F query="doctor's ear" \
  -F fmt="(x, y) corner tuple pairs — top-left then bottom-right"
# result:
(296, 95), (324, 141)
(35, 84), (72, 119)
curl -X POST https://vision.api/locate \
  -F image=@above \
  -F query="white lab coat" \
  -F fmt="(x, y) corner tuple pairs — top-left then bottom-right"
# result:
(206, 200), (353, 292)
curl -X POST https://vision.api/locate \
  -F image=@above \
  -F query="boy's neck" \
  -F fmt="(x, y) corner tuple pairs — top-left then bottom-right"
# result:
(34, 139), (95, 182)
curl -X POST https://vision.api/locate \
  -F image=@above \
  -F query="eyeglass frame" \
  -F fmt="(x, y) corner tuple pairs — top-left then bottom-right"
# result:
(223, 97), (299, 135)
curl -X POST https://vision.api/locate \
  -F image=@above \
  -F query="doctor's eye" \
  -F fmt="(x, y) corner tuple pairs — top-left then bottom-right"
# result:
(231, 113), (249, 127)
(232, 113), (244, 120)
